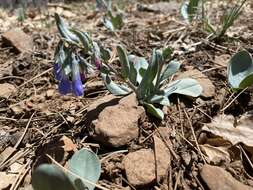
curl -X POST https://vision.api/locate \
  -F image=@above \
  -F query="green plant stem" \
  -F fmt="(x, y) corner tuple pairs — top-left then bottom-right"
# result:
(104, 61), (138, 94)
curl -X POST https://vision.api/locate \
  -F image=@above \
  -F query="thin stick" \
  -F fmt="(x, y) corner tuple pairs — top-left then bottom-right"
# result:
(10, 160), (31, 190)
(18, 68), (53, 88)
(14, 112), (35, 149)
(100, 150), (128, 162)
(220, 87), (248, 112)
(184, 110), (206, 164)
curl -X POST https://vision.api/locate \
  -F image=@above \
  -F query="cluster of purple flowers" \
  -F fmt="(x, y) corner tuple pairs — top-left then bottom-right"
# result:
(54, 54), (101, 96)
(54, 55), (84, 96)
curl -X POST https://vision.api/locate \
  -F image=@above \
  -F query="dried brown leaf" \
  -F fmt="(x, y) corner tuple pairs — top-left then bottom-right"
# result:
(200, 144), (231, 164)
(203, 114), (253, 147)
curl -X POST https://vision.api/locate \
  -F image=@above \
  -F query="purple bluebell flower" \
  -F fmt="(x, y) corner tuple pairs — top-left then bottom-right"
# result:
(54, 54), (84, 96)
(54, 63), (62, 81)
(71, 56), (84, 96)
(59, 74), (71, 95)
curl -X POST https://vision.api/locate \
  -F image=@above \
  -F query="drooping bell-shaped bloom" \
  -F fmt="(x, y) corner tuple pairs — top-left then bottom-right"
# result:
(54, 63), (62, 81)
(54, 54), (84, 96)
(58, 74), (71, 95)
(71, 56), (84, 96)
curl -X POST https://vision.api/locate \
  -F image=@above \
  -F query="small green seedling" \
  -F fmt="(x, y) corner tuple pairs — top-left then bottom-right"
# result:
(32, 149), (101, 190)
(228, 50), (253, 91)
(181, 0), (200, 23)
(103, 10), (124, 31)
(97, 0), (124, 31)
(205, 0), (246, 40)
(101, 46), (202, 119)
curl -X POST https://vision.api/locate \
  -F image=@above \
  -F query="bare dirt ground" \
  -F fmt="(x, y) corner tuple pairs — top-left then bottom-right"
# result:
(0, 0), (253, 189)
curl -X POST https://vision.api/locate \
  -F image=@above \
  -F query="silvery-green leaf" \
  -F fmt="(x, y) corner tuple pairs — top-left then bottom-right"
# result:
(103, 11), (124, 31)
(128, 55), (148, 84)
(32, 164), (76, 190)
(143, 102), (164, 120)
(103, 17), (114, 31)
(181, 0), (200, 22)
(71, 29), (91, 53)
(116, 45), (130, 79)
(55, 42), (66, 66)
(92, 42), (101, 57)
(149, 94), (170, 106)
(68, 149), (101, 190)
(137, 50), (159, 99)
(164, 78), (202, 97)
(54, 13), (79, 42)
(181, 2), (189, 22)
(100, 46), (111, 63)
(228, 50), (253, 90)
(62, 50), (73, 75)
(101, 73), (131, 95)
(162, 47), (173, 60)
(160, 61), (181, 82)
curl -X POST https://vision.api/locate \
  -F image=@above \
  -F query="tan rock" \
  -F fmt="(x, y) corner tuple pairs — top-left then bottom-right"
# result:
(91, 94), (145, 147)
(123, 136), (171, 186)
(200, 165), (253, 190)
(0, 172), (17, 189)
(123, 149), (155, 186)
(0, 83), (16, 98)
(177, 69), (215, 98)
(154, 136), (171, 181)
(2, 28), (33, 53)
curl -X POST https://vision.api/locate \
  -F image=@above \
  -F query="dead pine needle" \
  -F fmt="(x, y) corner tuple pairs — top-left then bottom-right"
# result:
(184, 109), (206, 164)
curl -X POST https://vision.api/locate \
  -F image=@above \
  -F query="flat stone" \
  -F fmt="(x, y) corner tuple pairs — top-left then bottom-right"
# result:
(200, 165), (253, 190)
(91, 94), (145, 147)
(2, 28), (33, 53)
(123, 149), (155, 186)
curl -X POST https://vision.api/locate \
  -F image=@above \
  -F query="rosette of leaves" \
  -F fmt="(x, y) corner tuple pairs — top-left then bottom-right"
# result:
(228, 50), (253, 91)
(32, 149), (101, 190)
(100, 46), (202, 119)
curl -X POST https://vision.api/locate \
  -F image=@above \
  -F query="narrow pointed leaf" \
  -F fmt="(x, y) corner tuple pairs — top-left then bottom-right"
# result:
(54, 13), (79, 42)
(160, 61), (181, 82)
(138, 50), (159, 98)
(128, 55), (148, 85)
(101, 73), (131, 95)
(143, 102), (164, 120)
(116, 45), (130, 79)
